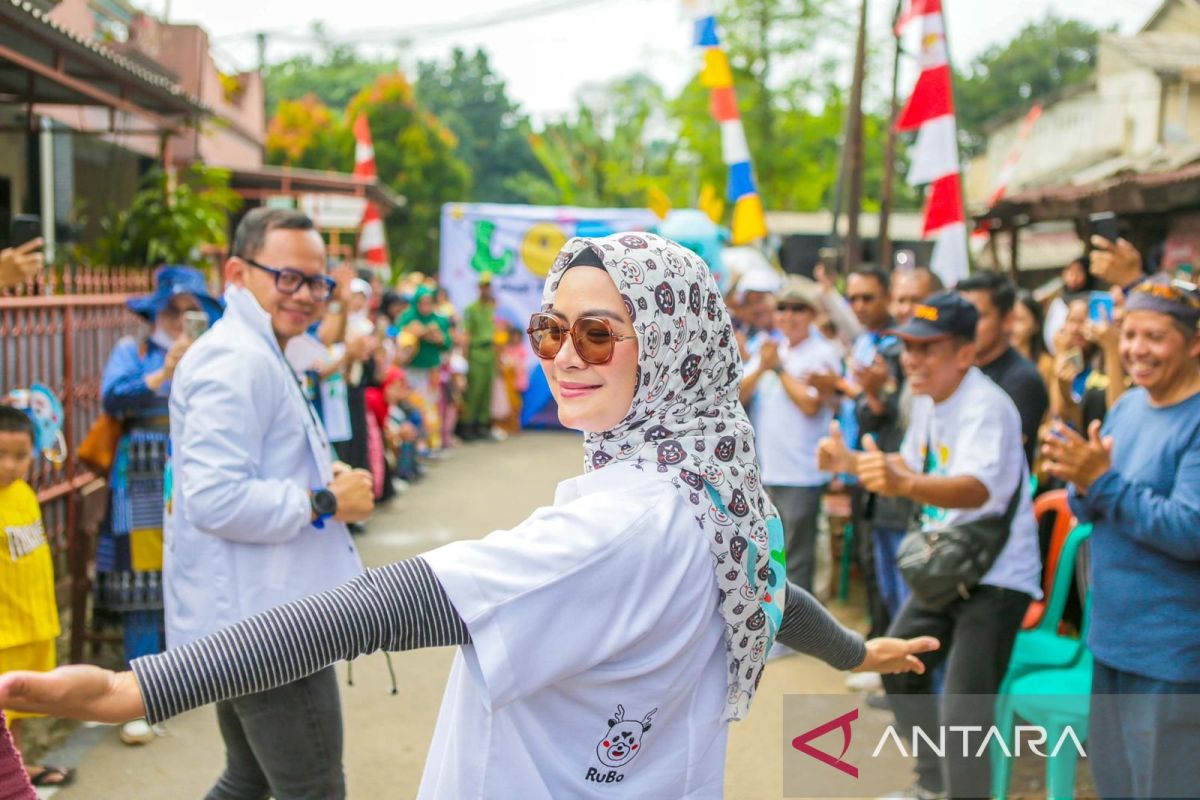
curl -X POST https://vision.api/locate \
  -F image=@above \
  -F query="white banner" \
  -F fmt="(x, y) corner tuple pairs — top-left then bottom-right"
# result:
(439, 203), (659, 330)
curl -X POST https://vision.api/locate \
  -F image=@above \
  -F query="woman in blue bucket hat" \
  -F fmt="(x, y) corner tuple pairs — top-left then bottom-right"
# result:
(95, 265), (222, 746)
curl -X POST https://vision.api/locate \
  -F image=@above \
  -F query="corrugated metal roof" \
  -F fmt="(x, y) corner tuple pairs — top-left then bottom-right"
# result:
(4, 0), (205, 111)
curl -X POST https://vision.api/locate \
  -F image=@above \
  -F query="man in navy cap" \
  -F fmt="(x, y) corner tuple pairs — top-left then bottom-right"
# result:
(819, 292), (1041, 800)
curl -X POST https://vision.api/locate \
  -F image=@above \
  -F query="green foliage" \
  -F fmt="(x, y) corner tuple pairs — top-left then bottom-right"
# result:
(415, 48), (548, 203)
(262, 32), (398, 115)
(88, 165), (241, 268)
(955, 16), (1103, 155)
(266, 73), (470, 273)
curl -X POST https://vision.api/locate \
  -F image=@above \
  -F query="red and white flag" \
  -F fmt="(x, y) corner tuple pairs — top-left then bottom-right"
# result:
(897, 0), (967, 285)
(353, 114), (388, 268)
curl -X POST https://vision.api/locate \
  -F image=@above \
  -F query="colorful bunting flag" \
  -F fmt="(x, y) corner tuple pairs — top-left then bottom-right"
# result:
(690, 8), (767, 245)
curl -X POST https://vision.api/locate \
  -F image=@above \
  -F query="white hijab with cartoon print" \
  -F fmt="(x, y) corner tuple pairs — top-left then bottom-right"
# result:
(542, 232), (786, 721)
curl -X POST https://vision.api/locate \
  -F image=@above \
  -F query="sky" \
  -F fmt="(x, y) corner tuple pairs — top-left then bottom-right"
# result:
(161, 0), (1163, 119)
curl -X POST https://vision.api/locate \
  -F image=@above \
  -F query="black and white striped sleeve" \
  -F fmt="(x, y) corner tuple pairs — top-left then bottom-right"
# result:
(130, 556), (469, 725)
(775, 581), (866, 670)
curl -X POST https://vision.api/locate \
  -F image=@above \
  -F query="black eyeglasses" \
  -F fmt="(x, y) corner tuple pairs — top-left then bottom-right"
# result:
(526, 312), (636, 365)
(245, 258), (337, 301)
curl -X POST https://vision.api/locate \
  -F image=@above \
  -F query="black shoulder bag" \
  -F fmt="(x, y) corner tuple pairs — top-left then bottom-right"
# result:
(895, 416), (1023, 610)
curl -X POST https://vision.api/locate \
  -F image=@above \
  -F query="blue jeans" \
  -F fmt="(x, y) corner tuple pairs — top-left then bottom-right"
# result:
(870, 525), (909, 621)
(1090, 660), (1200, 799)
(206, 666), (345, 800)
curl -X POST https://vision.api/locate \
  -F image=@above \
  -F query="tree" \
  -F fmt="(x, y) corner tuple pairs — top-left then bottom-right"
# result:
(261, 29), (398, 115)
(415, 48), (548, 203)
(265, 73), (471, 273)
(954, 16), (1103, 155)
(87, 165), (241, 267)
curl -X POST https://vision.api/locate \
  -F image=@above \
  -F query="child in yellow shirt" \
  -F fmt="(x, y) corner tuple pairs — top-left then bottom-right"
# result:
(0, 406), (70, 788)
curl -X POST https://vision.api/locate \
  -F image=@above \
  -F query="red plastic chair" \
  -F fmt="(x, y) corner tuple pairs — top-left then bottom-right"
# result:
(1022, 489), (1076, 629)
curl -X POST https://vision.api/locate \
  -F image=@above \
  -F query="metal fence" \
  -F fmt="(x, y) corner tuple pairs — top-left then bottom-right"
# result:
(1, 267), (151, 661)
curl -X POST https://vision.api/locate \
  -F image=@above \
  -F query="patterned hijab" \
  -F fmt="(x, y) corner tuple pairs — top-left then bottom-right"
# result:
(542, 232), (785, 721)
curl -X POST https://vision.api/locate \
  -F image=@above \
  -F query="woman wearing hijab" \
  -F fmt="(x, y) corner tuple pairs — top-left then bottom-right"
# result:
(394, 286), (451, 450)
(0, 235), (933, 797)
(94, 265), (222, 746)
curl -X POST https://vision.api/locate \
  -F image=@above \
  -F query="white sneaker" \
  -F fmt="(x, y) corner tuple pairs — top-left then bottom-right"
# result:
(845, 671), (883, 692)
(120, 718), (155, 745)
(391, 477), (410, 493)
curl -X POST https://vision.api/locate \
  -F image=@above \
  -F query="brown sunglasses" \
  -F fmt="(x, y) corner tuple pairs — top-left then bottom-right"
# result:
(526, 312), (636, 365)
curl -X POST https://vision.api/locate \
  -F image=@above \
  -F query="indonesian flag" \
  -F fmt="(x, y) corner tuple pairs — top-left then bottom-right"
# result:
(353, 114), (388, 268)
(897, 0), (967, 285)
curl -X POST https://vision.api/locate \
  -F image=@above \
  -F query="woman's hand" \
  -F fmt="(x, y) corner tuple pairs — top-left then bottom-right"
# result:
(0, 666), (145, 723)
(1041, 419), (1113, 493)
(855, 636), (940, 675)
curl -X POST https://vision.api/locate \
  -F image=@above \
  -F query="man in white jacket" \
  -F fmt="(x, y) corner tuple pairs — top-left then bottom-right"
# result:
(165, 208), (373, 800)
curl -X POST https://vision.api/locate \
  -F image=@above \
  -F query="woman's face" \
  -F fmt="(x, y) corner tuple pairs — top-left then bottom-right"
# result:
(1011, 301), (1037, 348)
(542, 266), (639, 433)
(1063, 260), (1087, 293)
(1062, 299), (1088, 350)
(1119, 310), (1200, 396)
(156, 295), (201, 340)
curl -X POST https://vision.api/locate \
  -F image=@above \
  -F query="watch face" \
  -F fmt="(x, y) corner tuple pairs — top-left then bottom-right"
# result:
(313, 489), (337, 516)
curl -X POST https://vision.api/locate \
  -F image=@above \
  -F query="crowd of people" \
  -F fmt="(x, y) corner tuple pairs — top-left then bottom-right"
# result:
(728, 236), (1199, 799)
(0, 214), (1197, 799)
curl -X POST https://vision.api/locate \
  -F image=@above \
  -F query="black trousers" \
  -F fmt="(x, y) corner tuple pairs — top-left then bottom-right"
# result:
(881, 586), (1031, 799)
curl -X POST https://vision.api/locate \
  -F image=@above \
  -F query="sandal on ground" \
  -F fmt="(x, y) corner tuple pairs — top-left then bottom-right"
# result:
(26, 765), (74, 787)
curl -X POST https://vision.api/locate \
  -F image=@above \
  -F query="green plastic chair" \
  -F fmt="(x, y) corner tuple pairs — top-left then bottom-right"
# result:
(991, 523), (1093, 800)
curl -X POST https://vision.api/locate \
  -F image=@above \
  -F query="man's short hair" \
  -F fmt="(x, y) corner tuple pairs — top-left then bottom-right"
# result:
(913, 267), (943, 293)
(849, 266), (890, 293)
(0, 405), (35, 444)
(231, 208), (316, 261)
(955, 270), (1016, 315)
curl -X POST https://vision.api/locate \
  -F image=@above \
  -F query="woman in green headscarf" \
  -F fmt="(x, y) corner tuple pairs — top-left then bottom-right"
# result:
(396, 285), (452, 449)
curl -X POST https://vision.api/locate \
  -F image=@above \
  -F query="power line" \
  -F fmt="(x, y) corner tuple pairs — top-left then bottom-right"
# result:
(216, 0), (622, 46)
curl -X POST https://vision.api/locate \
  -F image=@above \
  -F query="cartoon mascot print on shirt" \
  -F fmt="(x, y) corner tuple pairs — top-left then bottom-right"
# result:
(596, 705), (657, 769)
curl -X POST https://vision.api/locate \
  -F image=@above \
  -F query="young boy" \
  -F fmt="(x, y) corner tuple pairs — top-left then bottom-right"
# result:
(0, 406), (69, 788)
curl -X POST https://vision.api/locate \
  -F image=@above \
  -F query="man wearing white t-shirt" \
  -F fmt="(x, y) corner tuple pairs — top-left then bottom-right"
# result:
(741, 277), (841, 591)
(819, 292), (1041, 800)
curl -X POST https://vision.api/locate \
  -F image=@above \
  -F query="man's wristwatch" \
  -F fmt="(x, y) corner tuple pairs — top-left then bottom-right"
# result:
(310, 488), (338, 529)
(327, 301), (345, 315)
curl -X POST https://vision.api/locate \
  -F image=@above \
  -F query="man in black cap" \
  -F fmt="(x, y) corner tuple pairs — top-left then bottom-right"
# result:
(819, 292), (1041, 800)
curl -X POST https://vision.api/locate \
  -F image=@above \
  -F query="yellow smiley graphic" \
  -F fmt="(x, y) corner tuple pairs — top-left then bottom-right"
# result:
(521, 223), (568, 278)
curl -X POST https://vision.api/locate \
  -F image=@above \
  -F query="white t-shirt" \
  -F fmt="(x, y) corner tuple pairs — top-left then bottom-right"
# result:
(420, 464), (729, 799)
(900, 367), (1042, 598)
(744, 333), (842, 487)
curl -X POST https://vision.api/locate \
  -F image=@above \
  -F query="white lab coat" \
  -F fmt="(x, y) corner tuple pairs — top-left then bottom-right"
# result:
(163, 286), (363, 649)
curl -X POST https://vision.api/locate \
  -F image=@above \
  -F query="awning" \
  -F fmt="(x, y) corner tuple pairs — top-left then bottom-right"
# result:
(0, 0), (206, 130)
(228, 164), (406, 215)
(976, 161), (1200, 228)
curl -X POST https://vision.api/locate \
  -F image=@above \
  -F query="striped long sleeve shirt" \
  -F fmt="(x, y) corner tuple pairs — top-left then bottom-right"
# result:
(131, 557), (864, 724)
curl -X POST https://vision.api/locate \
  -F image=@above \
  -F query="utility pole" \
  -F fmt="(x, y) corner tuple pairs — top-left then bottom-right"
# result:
(844, 0), (869, 274)
(878, 0), (903, 273)
(256, 32), (268, 73)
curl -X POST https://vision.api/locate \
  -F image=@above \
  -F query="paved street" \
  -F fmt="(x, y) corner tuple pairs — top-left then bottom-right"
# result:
(44, 431), (867, 799)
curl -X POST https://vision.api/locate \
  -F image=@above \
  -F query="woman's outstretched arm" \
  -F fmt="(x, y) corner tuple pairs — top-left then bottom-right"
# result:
(775, 581), (938, 674)
(0, 558), (469, 725)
